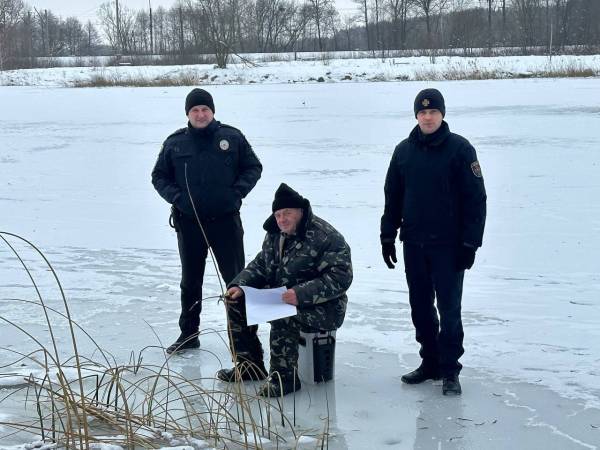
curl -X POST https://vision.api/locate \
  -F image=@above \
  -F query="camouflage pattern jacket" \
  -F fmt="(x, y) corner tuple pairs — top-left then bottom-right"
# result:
(232, 204), (352, 329)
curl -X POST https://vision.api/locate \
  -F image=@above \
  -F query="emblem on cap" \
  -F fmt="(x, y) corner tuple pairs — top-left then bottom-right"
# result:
(471, 161), (483, 178)
(219, 139), (230, 151)
(422, 99), (430, 107)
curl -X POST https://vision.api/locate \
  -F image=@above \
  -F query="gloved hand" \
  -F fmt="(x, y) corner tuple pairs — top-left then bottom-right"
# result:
(382, 242), (397, 269)
(456, 245), (476, 271)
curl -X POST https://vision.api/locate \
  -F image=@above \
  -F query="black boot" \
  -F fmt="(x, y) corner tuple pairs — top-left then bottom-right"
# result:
(216, 360), (267, 382)
(258, 373), (301, 397)
(442, 374), (462, 395)
(166, 333), (200, 354)
(401, 364), (441, 384)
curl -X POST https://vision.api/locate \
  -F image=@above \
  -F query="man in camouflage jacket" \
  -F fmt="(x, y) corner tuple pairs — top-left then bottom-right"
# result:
(217, 183), (352, 396)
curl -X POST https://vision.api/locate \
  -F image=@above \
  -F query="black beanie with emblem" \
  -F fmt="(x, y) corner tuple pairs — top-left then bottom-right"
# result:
(272, 183), (309, 212)
(185, 88), (215, 115)
(414, 88), (445, 118)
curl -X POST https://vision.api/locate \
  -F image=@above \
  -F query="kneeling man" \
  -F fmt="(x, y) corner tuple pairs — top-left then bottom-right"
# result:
(218, 183), (353, 396)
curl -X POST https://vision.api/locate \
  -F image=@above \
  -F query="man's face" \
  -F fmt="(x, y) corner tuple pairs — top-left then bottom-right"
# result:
(274, 208), (303, 235)
(188, 105), (214, 129)
(417, 109), (443, 135)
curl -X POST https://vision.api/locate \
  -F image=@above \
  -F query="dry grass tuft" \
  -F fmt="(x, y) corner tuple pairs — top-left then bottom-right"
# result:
(0, 231), (330, 449)
(71, 70), (213, 88)
(413, 59), (598, 81)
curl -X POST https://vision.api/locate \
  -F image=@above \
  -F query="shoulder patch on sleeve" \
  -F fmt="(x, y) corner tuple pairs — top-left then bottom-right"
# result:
(471, 161), (483, 178)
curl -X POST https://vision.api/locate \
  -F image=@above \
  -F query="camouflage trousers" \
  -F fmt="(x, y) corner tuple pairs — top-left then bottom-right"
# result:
(228, 299), (346, 378)
(269, 305), (341, 377)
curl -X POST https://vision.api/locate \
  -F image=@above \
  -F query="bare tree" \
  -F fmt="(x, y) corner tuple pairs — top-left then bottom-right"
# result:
(63, 17), (87, 55)
(553, 0), (571, 49)
(511, 0), (541, 50)
(308, 0), (335, 51)
(372, 0), (384, 52)
(254, 0), (287, 51)
(98, 1), (136, 54)
(482, 0), (495, 52)
(34, 8), (66, 56)
(280, 1), (312, 51)
(414, 0), (448, 52)
(194, 0), (237, 67)
(353, 0), (371, 50)
(0, 0), (25, 69)
(448, 0), (482, 54)
(501, 0), (506, 42)
(83, 20), (101, 54)
(133, 10), (151, 54)
(386, 0), (411, 49)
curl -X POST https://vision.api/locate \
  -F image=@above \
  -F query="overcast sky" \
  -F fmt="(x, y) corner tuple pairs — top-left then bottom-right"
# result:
(32, 0), (357, 23)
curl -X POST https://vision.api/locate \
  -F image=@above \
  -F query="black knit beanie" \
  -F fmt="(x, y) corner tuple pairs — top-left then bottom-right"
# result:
(272, 183), (308, 212)
(414, 88), (445, 118)
(185, 88), (215, 115)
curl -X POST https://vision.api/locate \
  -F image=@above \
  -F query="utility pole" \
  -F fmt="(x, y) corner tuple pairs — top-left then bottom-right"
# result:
(45, 9), (49, 56)
(149, 0), (154, 55)
(28, 11), (34, 66)
(116, 0), (121, 54)
(178, 4), (184, 56)
(502, 0), (506, 44)
(488, 0), (493, 54)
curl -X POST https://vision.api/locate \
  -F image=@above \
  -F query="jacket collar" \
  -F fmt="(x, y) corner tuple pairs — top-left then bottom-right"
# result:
(263, 202), (313, 239)
(408, 120), (450, 147)
(187, 119), (219, 137)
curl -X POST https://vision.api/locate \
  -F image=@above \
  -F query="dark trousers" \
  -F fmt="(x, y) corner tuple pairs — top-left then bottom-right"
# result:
(403, 243), (465, 376)
(174, 211), (262, 361)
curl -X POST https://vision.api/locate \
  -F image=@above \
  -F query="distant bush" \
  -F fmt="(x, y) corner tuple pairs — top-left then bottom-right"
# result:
(413, 59), (598, 81)
(71, 70), (214, 88)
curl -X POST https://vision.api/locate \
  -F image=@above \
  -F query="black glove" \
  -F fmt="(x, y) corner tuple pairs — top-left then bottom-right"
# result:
(456, 245), (476, 271)
(382, 242), (397, 269)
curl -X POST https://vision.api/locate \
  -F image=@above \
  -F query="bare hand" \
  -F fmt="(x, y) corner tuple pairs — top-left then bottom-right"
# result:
(225, 286), (243, 303)
(282, 289), (298, 306)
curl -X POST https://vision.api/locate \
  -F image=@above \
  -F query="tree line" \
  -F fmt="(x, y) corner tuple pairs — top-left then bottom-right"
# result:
(1, 0), (599, 69)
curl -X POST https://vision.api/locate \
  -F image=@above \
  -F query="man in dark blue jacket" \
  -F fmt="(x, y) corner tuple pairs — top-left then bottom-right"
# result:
(152, 88), (262, 355)
(380, 88), (487, 395)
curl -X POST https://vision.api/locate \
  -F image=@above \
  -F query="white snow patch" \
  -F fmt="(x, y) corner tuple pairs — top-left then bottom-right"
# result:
(1, 55), (599, 88)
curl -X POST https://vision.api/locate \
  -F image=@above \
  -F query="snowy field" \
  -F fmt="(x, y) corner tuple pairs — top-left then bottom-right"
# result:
(1, 78), (600, 449)
(1, 54), (600, 87)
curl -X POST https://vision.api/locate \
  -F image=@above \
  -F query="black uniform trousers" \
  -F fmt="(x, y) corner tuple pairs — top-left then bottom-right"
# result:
(403, 242), (465, 376)
(172, 211), (255, 346)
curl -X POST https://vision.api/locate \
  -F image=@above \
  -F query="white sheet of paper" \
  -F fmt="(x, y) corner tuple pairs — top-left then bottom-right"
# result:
(241, 286), (297, 326)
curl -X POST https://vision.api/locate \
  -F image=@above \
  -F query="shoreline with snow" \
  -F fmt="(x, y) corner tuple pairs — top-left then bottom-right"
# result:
(1, 54), (599, 88)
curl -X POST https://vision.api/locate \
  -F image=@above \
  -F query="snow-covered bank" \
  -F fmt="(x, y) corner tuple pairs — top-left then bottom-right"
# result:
(1, 54), (599, 87)
(1, 79), (600, 448)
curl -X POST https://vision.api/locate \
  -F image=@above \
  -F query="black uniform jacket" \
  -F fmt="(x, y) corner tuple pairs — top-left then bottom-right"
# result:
(381, 121), (487, 247)
(151, 120), (262, 219)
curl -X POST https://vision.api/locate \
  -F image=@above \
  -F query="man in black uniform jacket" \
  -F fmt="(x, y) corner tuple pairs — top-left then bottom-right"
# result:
(152, 88), (263, 355)
(380, 88), (487, 395)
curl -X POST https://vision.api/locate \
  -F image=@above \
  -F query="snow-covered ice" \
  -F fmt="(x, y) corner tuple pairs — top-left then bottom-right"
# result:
(1, 77), (600, 448)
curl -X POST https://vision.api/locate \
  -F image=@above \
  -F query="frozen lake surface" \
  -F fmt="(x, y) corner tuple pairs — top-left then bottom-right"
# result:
(1, 79), (600, 449)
